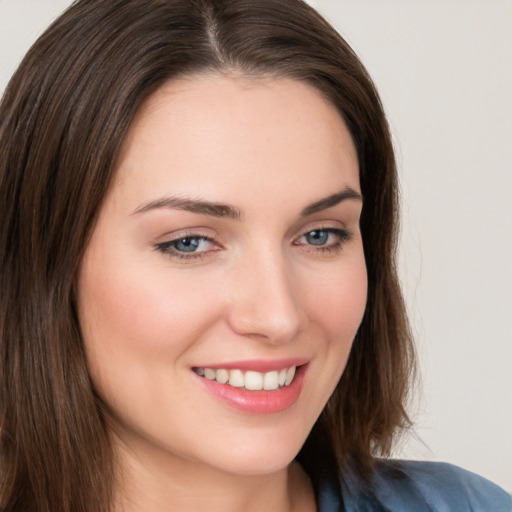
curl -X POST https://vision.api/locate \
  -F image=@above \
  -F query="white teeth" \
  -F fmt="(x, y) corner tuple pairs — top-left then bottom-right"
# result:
(216, 369), (229, 384)
(204, 368), (216, 380)
(195, 366), (298, 390)
(245, 371), (263, 390)
(285, 366), (296, 386)
(263, 371), (279, 391)
(228, 369), (245, 387)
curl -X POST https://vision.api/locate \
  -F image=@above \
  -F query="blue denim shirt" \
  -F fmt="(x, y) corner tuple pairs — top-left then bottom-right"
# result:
(317, 460), (512, 512)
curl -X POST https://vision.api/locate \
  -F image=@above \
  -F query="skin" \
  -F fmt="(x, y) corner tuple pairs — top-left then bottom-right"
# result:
(77, 75), (367, 512)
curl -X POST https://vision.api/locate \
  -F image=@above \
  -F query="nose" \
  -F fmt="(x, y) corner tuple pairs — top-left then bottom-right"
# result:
(225, 248), (308, 344)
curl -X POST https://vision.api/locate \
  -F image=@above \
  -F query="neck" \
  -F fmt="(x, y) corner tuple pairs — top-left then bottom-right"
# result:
(112, 438), (316, 512)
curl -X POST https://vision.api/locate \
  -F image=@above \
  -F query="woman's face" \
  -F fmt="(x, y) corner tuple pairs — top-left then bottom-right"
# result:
(77, 75), (367, 476)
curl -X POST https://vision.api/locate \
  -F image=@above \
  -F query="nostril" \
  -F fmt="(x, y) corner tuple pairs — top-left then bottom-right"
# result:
(226, 306), (307, 344)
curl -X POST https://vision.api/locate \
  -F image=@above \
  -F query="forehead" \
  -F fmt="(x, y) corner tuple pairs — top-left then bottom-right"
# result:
(112, 74), (360, 208)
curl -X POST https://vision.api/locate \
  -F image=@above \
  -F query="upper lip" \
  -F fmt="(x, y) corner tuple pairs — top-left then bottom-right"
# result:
(193, 357), (309, 373)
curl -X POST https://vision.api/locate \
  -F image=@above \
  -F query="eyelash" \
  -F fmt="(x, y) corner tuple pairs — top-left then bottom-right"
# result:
(155, 234), (215, 260)
(154, 227), (352, 260)
(294, 227), (352, 254)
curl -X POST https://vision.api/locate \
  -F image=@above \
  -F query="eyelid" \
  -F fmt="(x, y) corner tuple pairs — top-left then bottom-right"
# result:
(293, 221), (349, 239)
(153, 223), (353, 261)
(154, 229), (221, 260)
(155, 226), (213, 240)
(293, 225), (353, 252)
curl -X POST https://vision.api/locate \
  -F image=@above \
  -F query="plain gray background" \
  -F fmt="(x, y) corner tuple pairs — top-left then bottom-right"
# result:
(1, 0), (511, 491)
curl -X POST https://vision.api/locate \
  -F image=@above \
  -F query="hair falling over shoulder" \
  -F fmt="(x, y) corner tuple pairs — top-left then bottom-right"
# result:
(0, 0), (415, 510)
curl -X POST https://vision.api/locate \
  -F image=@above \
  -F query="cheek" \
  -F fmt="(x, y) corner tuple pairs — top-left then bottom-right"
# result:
(302, 256), (367, 340)
(292, 253), (367, 420)
(76, 249), (220, 389)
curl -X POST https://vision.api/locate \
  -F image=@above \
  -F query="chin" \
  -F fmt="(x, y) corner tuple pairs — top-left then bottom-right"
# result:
(208, 446), (300, 477)
(196, 422), (311, 477)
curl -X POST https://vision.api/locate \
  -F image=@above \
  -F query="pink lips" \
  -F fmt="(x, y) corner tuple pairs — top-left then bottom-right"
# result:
(192, 358), (309, 414)
(196, 357), (309, 372)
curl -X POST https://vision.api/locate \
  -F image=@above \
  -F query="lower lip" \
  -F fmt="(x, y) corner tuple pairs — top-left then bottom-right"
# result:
(194, 365), (308, 414)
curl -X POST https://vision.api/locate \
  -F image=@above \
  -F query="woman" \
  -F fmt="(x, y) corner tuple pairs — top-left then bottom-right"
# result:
(0, 1), (510, 511)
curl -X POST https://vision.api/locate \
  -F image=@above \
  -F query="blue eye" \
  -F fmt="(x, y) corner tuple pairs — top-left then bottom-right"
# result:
(156, 235), (214, 258)
(172, 237), (202, 253)
(304, 230), (329, 246)
(298, 227), (351, 252)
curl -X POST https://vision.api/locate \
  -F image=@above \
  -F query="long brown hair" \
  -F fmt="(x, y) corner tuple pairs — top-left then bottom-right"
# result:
(0, 0), (415, 510)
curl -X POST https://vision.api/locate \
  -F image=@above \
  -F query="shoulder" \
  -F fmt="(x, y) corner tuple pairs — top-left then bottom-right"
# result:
(368, 460), (511, 512)
(317, 460), (512, 512)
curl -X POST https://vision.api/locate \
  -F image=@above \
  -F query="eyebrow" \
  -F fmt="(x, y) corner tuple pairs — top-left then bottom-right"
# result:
(131, 187), (362, 219)
(300, 187), (362, 216)
(132, 196), (242, 219)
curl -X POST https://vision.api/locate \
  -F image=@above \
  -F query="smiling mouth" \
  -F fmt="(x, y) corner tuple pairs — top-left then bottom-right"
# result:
(193, 366), (297, 391)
